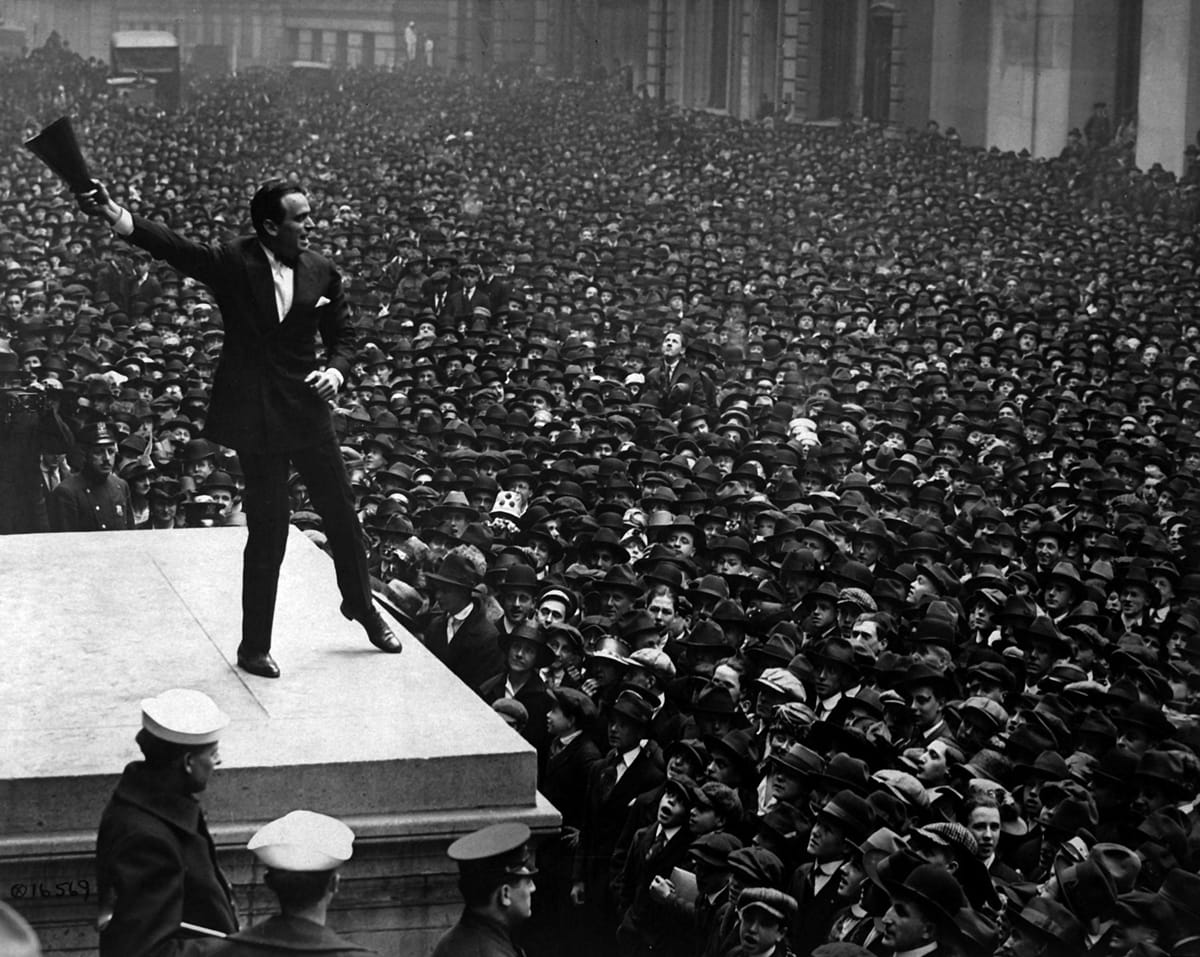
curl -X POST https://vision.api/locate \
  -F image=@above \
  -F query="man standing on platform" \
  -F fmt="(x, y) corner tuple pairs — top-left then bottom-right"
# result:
(191, 810), (378, 956)
(432, 823), (537, 957)
(96, 689), (238, 957)
(76, 180), (401, 678)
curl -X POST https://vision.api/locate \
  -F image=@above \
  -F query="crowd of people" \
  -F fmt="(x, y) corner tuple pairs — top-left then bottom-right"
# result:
(4, 31), (1200, 957)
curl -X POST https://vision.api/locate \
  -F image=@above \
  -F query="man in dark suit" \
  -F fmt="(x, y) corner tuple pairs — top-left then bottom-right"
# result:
(478, 253), (511, 315)
(445, 263), (491, 323)
(615, 776), (696, 957)
(643, 329), (712, 416)
(77, 180), (401, 678)
(96, 689), (238, 957)
(786, 790), (873, 957)
(419, 552), (505, 694)
(530, 688), (603, 955)
(572, 692), (665, 955)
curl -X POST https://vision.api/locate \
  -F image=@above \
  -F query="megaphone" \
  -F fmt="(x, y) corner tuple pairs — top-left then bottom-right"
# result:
(24, 116), (93, 193)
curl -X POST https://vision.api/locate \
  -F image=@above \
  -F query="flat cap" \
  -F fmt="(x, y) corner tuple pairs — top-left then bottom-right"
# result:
(737, 886), (799, 921)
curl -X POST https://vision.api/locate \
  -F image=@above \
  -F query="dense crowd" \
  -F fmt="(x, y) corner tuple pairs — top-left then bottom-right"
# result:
(4, 32), (1200, 957)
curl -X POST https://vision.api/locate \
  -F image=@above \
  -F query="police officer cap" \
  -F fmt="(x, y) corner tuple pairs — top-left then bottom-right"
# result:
(140, 688), (229, 746)
(447, 822), (537, 879)
(247, 810), (355, 871)
(77, 421), (119, 446)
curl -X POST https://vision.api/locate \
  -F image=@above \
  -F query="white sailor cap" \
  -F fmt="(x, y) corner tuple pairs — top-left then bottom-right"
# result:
(0, 901), (40, 957)
(140, 689), (229, 746)
(248, 810), (355, 872)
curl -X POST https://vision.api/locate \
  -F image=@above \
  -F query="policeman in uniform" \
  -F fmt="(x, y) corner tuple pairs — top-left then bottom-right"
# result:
(190, 809), (378, 956)
(431, 822), (537, 957)
(96, 689), (238, 957)
(51, 420), (133, 531)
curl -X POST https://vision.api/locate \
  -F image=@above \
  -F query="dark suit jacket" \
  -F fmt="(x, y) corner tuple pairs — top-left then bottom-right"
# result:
(96, 762), (238, 957)
(479, 670), (554, 753)
(124, 216), (355, 453)
(540, 732), (603, 829)
(481, 274), (511, 315)
(421, 602), (505, 694)
(180, 915), (376, 956)
(787, 859), (848, 957)
(616, 822), (695, 949)
(575, 742), (666, 914)
(645, 359), (712, 415)
(446, 286), (491, 321)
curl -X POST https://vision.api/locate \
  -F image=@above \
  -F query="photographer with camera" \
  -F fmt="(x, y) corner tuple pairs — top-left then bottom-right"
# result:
(0, 345), (74, 534)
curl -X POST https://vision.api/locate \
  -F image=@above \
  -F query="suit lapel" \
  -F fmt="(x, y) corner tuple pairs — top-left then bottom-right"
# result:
(245, 243), (279, 336)
(286, 251), (320, 324)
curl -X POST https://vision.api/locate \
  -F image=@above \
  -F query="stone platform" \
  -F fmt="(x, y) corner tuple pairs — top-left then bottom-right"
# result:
(0, 527), (558, 955)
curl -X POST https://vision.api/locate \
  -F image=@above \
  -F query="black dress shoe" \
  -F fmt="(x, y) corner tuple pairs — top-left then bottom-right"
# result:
(237, 651), (281, 678)
(363, 609), (403, 653)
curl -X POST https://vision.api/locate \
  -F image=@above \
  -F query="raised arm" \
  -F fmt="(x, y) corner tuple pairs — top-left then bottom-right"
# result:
(76, 181), (228, 289)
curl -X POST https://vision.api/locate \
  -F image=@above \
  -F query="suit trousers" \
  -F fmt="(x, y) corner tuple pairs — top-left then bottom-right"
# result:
(238, 431), (372, 653)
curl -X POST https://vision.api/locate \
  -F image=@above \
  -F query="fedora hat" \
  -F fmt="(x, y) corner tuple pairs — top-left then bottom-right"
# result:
(498, 621), (555, 668)
(1009, 897), (1085, 953)
(581, 526), (631, 565)
(1053, 856), (1117, 922)
(703, 728), (760, 780)
(817, 789), (875, 843)
(885, 863), (966, 929)
(894, 661), (956, 699)
(589, 564), (643, 595)
(814, 753), (871, 795)
(424, 553), (483, 591)
(811, 636), (861, 674)
(768, 743), (824, 779)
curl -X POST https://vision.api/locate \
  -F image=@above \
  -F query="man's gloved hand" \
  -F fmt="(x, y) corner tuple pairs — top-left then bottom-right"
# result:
(75, 180), (122, 225)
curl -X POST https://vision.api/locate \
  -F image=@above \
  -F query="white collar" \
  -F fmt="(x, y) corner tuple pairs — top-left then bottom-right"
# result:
(260, 243), (290, 272)
(450, 603), (473, 623)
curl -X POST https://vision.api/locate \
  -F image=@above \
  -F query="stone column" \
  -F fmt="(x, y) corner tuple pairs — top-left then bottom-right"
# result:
(1136, 0), (1200, 175)
(985, 0), (1076, 157)
(779, 0), (800, 115)
(533, 0), (549, 67)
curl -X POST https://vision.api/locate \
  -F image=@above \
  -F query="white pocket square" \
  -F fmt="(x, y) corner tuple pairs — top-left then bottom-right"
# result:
(316, 296), (331, 308)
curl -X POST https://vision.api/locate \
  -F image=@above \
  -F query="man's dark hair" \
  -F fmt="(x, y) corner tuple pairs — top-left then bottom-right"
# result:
(135, 728), (204, 769)
(263, 869), (335, 910)
(458, 872), (505, 909)
(250, 181), (306, 238)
